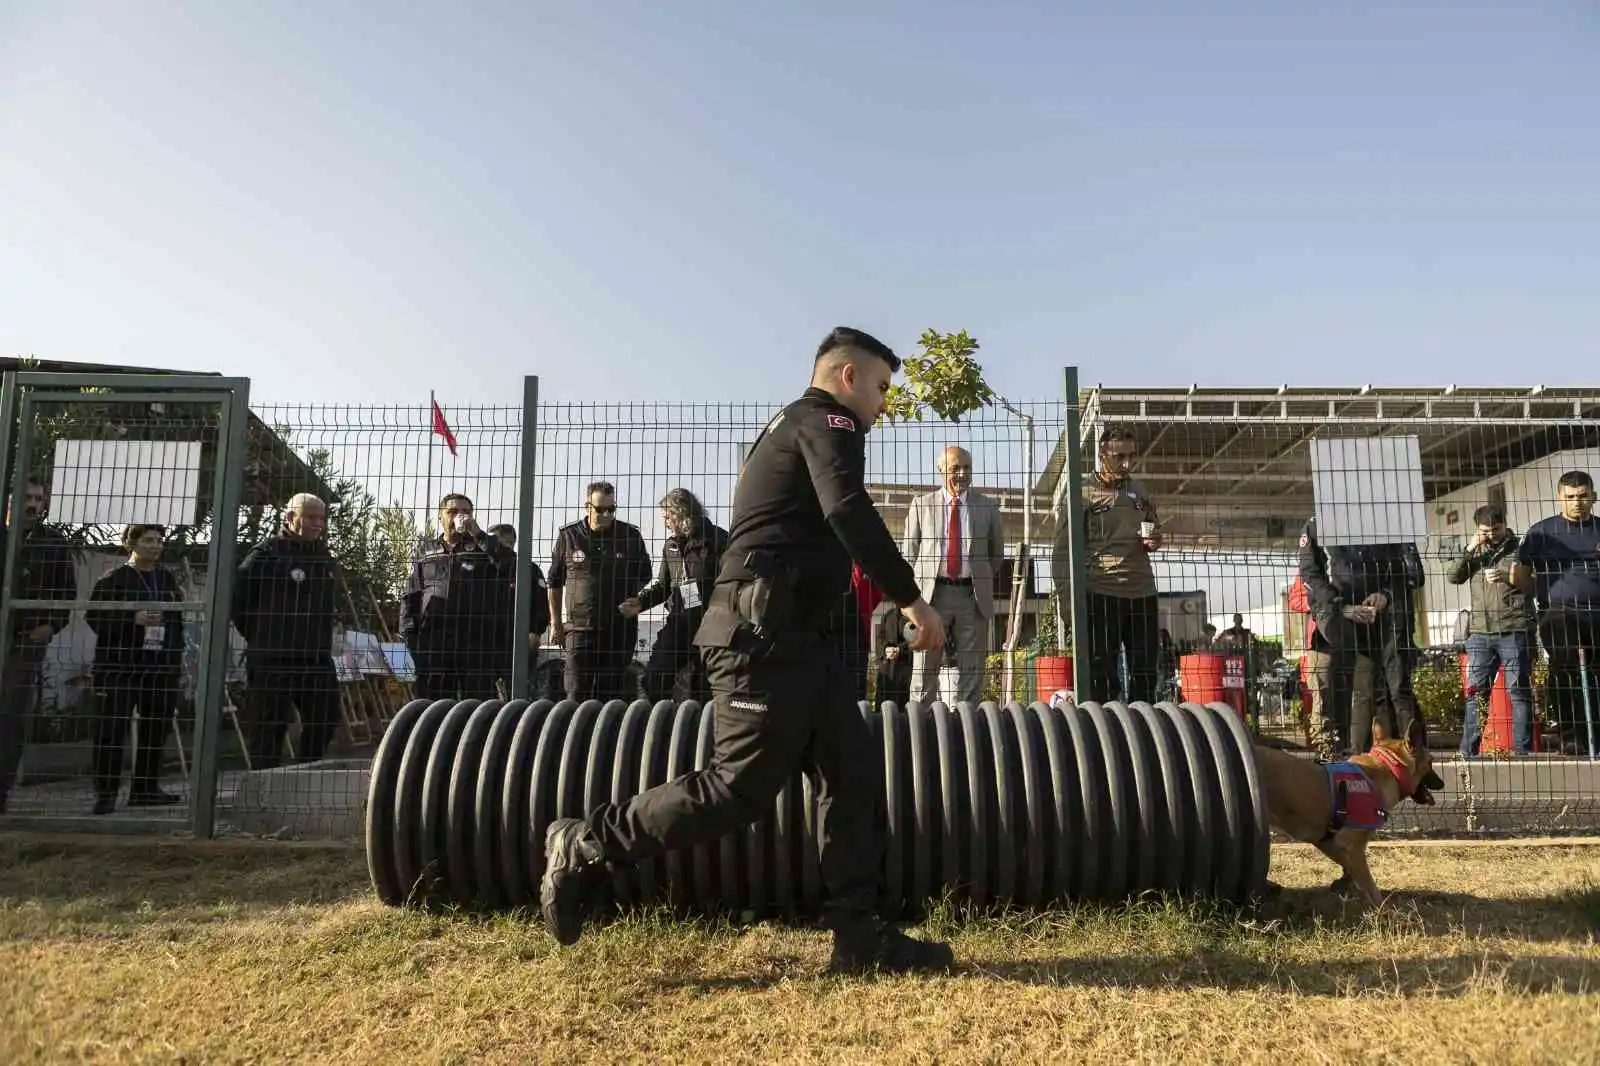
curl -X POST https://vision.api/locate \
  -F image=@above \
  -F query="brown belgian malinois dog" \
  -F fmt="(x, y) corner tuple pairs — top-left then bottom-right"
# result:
(1256, 717), (1444, 905)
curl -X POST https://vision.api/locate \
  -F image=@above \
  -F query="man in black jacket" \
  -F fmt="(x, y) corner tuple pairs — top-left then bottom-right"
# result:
(401, 493), (517, 700)
(233, 493), (341, 769)
(548, 481), (653, 703)
(1297, 516), (1426, 752)
(621, 488), (728, 704)
(488, 523), (552, 697)
(0, 478), (76, 813)
(540, 326), (952, 974)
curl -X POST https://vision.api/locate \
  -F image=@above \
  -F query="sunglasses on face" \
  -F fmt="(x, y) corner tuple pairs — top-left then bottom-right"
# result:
(590, 505), (616, 514)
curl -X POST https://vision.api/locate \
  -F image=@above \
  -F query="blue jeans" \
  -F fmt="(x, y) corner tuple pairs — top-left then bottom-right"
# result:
(1461, 631), (1535, 755)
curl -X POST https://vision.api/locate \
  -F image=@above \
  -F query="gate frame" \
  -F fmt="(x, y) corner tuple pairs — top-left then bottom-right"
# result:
(0, 371), (250, 837)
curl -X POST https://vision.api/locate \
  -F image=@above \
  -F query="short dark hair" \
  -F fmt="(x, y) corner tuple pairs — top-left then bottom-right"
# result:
(585, 481), (615, 499)
(1099, 425), (1137, 448)
(122, 524), (167, 551)
(814, 327), (900, 372)
(1473, 504), (1506, 526)
(439, 492), (473, 512)
(1558, 471), (1594, 492)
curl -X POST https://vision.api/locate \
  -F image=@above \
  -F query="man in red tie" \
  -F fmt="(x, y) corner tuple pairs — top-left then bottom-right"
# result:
(899, 445), (1007, 705)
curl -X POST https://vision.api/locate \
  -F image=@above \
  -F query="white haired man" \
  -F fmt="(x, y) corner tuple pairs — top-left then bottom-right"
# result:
(232, 493), (342, 767)
(899, 445), (1005, 706)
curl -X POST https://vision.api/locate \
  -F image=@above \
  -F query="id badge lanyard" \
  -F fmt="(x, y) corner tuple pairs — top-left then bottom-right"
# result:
(137, 568), (166, 651)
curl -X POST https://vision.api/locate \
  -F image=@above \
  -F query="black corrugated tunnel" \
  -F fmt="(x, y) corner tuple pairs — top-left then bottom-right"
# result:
(365, 699), (1269, 914)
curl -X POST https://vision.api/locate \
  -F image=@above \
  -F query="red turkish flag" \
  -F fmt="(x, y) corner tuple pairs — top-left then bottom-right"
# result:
(431, 399), (458, 457)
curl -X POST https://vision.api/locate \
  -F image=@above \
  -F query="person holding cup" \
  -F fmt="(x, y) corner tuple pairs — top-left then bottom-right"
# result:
(1447, 503), (1534, 755)
(85, 524), (184, 814)
(1054, 424), (1164, 703)
(400, 492), (517, 701)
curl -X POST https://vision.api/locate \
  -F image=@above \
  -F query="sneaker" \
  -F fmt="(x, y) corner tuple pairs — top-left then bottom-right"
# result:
(826, 919), (956, 976)
(539, 818), (605, 946)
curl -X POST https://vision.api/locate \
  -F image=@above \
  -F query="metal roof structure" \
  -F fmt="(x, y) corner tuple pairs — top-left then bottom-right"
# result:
(1, 357), (330, 504)
(870, 386), (1600, 554)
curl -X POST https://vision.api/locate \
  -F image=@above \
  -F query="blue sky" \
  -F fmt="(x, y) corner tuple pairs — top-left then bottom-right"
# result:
(4, 2), (1597, 410)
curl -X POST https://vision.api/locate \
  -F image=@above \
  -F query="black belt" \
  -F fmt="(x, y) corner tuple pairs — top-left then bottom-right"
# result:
(935, 577), (972, 587)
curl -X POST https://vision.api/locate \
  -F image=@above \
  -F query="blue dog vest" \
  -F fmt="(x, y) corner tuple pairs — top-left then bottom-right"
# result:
(1322, 761), (1388, 834)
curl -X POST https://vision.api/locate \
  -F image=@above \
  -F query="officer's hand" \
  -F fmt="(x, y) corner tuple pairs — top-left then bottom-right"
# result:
(1342, 604), (1376, 625)
(901, 600), (945, 652)
(618, 598), (642, 618)
(1362, 591), (1389, 613)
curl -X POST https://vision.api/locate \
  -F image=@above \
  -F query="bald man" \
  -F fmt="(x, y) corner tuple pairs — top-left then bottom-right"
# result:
(899, 445), (1006, 705)
(233, 493), (342, 768)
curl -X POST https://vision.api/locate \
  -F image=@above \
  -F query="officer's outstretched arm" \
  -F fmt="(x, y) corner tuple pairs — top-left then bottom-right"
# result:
(796, 411), (920, 608)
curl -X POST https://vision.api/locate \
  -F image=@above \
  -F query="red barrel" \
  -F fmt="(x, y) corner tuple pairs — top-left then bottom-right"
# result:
(1459, 653), (1540, 754)
(1034, 655), (1074, 699)
(1180, 653), (1247, 718)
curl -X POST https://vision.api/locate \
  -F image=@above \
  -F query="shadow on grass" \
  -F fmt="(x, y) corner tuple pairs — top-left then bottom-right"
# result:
(968, 949), (1600, 996)
(0, 836), (370, 912)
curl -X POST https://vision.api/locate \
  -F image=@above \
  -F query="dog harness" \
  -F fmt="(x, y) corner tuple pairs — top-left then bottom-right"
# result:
(1320, 761), (1389, 838)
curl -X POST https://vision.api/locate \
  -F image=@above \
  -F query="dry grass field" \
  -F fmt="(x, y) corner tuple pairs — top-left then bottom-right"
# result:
(3, 834), (1599, 1064)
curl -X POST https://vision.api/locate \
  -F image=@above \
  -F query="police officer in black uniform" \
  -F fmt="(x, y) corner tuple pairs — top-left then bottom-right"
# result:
(539, 327), (953, 975)
(1297, 516), (1426, 752)
(401, 493), (517, 700)
(487, 523), (552, 692)
(621, 488), (728, 704)
(547, 481), (653, 703)
(0, 478), (75, 814)
(233, 493), (342, 768)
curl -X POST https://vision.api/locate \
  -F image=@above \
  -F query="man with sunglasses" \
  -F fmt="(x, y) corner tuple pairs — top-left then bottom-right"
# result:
(548, 481), (653, 703)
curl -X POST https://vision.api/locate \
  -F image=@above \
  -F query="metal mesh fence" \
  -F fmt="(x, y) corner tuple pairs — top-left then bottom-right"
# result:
(1067, 387), (1600, 832)
(3, 377), (1599, 840)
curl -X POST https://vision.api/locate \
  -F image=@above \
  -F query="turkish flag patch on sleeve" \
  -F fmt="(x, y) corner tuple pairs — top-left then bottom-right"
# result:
(826, 413), (856, 431)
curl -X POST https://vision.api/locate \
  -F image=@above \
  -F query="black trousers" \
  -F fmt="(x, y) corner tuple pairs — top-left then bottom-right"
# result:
(586, 633), (882, 924)
(641, 617), (709, 704)
(92, 671), (176, 800)
(0, 645), (43, 801)
(413, 648), (503, 704)
(564, 629), (636, 704)
(1086, 592), (1159, 704)
(247, 663), (341, 769)
(1539, 611), (1600, 750)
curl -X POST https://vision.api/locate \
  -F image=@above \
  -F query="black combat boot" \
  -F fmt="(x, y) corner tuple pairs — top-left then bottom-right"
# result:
(540, 818), (606, 946)
(826, 916), (956, 976)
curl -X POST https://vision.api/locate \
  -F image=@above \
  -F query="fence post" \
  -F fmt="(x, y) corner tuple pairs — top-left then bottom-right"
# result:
(191, 382), (250, 839)
(1060, 367), (1093, 703)
(510, 375), (540, 701)
(0, 372), (17, 660)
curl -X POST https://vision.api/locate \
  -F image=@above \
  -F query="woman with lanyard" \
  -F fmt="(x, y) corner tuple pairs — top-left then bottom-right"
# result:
(86, 524), (185, 815)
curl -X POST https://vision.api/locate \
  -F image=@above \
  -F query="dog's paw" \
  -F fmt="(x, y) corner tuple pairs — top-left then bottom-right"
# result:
(1328, 874), (1355, 896)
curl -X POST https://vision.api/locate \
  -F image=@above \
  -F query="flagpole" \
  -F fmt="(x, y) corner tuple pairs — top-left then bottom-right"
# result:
(426, 390), (435, 525)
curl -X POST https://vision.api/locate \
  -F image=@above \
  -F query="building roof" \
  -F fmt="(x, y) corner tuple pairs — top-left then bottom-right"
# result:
(2, 357), (330, 505)
(871, 386), (1600, 552)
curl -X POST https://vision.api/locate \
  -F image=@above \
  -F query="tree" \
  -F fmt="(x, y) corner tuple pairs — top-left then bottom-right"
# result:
(883, 329), (996, 424)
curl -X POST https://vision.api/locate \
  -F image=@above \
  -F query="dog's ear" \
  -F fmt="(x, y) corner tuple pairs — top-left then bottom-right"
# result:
(1405, 716), (1428, 753)
(1370, 719), (1389, 744)
(1422, 768), (1445, 791)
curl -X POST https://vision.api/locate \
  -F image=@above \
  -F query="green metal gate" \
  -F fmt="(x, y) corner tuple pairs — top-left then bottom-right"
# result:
(0, 371), (249, 837)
